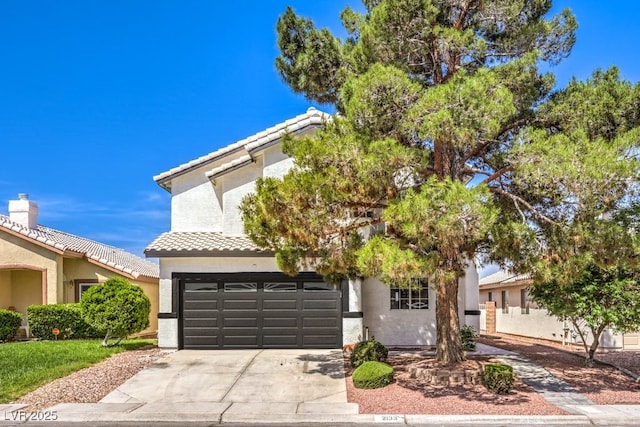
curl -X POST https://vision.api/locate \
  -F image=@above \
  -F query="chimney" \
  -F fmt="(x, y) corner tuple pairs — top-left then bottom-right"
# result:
(8, 193), (39, 229)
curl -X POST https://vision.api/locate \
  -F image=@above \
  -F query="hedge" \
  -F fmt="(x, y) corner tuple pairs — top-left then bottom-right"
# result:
(0, 309), (22, 341)
(27, 304), (101, 340)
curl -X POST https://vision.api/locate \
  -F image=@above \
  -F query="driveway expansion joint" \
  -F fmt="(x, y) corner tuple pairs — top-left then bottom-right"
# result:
(220, 349), (263, 403)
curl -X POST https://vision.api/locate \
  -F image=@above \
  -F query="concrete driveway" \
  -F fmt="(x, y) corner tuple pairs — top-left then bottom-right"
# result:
(83, 349), (359, 423)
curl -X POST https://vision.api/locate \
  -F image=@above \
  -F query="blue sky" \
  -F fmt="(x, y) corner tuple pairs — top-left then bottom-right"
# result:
(1, 1), (639, 272)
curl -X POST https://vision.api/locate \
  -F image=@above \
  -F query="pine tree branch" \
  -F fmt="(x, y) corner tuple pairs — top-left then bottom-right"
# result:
(489, 186), (556, 225)
(482, 165), (515, 185)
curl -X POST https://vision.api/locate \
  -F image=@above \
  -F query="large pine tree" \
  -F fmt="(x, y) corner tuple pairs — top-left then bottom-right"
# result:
(241, 1), (640, 363)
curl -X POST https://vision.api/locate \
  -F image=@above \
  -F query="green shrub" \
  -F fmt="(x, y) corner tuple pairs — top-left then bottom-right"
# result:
(0, 309), (22, 342)
(350, 338), (389, 368)
(461, 325), (477, 351)
(27, 304), (101, 340)
(352, 361), (394, 389)
(81, 277), (150, 346)
(483, 363), (514, 394)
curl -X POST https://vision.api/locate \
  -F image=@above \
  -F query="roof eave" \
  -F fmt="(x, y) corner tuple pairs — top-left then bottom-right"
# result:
(0, 226), (66, 255)
(144, 249), (274, 258)
(207, 157), (255, 183)
(84, 257), (159, 281)
(479, 279), (533, 290)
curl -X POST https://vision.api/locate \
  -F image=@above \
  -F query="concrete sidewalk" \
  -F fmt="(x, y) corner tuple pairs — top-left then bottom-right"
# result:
(1, 345), (638, 425)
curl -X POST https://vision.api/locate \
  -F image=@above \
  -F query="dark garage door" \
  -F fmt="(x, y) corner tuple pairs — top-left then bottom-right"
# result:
(180, 272), (342, 349)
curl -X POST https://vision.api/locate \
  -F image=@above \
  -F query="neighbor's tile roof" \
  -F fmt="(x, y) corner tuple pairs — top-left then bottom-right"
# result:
(153, 107), (329, 188)
(0, 214), (159, 279)
(144, 232), (267, 256)
(479, 270), (531, 287)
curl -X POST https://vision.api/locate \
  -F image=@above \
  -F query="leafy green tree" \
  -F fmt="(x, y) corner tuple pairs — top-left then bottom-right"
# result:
(80, 277), (150, 347)
(499, 67), (640, 282)
(530, 264), (640, 366)
(241, 1), (638, 363)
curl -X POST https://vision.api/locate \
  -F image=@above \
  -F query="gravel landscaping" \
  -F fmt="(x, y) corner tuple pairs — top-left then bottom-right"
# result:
(11, 334), (640, 415)
(15, 346), (162, 411)
(346, 334), (639, 414)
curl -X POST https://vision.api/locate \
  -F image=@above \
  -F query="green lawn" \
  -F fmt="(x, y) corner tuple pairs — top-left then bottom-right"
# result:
(0, 339), (154, 403)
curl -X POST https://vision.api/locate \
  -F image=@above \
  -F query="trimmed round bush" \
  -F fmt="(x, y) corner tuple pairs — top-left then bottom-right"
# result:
(81, 277), (150, 346)
(0, 309), (22, 342)
(350, 338), (389, 368)
(483, 363), (514, 394)
(352, 361), (394, 389)
(27, 304), (100, 340)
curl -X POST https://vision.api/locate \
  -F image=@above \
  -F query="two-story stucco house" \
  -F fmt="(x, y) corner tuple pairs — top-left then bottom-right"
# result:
(145, 108), (480, 350)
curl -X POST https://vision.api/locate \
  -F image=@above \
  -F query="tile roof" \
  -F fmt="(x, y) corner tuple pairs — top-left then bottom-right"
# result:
(144, 232), (269, 256)
(0, 214), (159, 279)
(206, 154), (253, 180)
(479, 270), (531, 286)
(153, 107), (329, 189)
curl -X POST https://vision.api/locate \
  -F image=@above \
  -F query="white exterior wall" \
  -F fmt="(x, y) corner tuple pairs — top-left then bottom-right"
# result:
(220, 161), (262, 235)
(263, 145), (294, 178)
(362, 262), (479, 347)
(171, 169), (223, 232)
(343, 278), (364, 344)
(461, 262), (480, 333)
(362, 278), (437, 346)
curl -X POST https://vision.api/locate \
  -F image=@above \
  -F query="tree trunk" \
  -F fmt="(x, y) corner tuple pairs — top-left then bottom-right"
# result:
(586, 325), (605, 368)
(435, 274), (465, 364)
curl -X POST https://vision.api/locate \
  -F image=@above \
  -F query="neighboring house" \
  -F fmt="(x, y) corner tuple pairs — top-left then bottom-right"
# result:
(145, 107), (480, 350)
(479, 270), (640, 350)
(0, 193), (159, 337)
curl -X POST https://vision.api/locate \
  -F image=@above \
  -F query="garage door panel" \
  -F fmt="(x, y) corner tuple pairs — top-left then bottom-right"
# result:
(184, 318), (218, 328)
(184, 334), (220, 345)
(183, 327), (219, 337)
(183, 299), (218, 310)
(303, 334), (341, 347)
(262, 334), (298, 346)
(263, 317), (298, 328)
(223, 335), (259, 347)
(303, 299), (339, 310)
(224, 317), (258, 328)
(223, 299), (258, 310)
(303, 316), (340, 328)
(262, 298), (298, 310)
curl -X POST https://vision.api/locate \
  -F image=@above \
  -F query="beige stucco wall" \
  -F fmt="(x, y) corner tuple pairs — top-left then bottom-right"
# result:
(0, 232), (58, 304)
(62, 258), (159, 334)
(479, 282), (624, 349)
(0, 270), (11, 308)
(10, 270), (41, 326)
